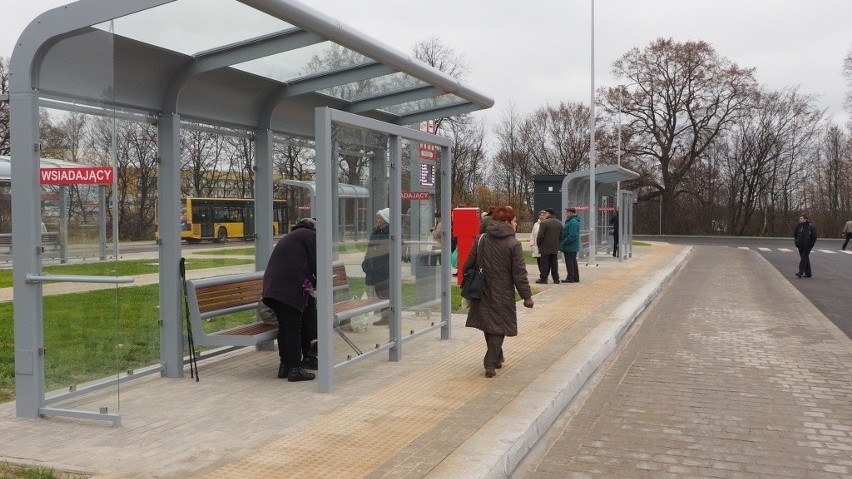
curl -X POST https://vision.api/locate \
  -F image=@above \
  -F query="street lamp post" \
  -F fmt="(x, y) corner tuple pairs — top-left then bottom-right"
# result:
(659, 194), (662, 235)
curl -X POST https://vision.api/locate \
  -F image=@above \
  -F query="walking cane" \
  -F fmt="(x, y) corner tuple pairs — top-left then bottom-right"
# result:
(179, 257), (200, 381)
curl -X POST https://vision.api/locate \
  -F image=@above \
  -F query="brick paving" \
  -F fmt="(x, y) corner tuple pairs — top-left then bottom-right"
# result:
(13, 243), (847, 478)
(518, 246), (852, 479)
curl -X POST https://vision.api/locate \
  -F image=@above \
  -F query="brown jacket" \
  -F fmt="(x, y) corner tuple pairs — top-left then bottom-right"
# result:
(536, 216), (563, 255)
(463, 220), (532, 337)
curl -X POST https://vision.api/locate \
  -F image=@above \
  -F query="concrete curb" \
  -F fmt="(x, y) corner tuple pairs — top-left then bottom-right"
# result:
(426, 246), (693, 479)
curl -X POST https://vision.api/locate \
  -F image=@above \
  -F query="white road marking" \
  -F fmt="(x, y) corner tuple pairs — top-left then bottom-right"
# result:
(758, 247), (771, 252)
(818, 249), (836, 254)
(738, 246), (750, 250)
(778, 248), (793, 252)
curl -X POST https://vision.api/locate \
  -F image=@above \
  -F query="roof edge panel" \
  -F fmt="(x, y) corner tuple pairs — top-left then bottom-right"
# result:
(238, 0), (494, 110)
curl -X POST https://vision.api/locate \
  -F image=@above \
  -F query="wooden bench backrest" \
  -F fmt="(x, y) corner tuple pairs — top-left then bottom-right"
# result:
(195, 278), (263, 314)
(332, 261), (351, 302)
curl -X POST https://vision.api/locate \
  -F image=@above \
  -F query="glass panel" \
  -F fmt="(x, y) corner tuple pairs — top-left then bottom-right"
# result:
(400, 136), (442, 338)
(319, 72), (428, 102)
(234, 41), (371, 84)
(331, 124), (394, 360)
(101, 0), (294, 56)
(40, 22), (123, 417)
(381, 94), (468, 116)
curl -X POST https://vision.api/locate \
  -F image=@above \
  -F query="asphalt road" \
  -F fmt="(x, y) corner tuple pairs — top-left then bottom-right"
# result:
(638, 235), (852, 338)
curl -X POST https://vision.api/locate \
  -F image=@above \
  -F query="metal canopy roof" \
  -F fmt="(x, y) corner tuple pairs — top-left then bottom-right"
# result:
(18, 0), (494, 137)
(562, 164), (641, 187)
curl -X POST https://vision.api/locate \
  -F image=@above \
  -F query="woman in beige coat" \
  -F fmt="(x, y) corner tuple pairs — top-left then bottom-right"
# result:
(463, 206), (534, 378)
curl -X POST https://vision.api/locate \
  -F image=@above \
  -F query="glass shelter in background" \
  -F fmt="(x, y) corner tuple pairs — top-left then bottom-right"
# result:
(9, 0), (492, 424)
(560, 164), (640, 263)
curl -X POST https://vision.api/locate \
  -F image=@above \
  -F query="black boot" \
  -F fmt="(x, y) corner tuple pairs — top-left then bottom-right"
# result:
(277, 363), (289, 379)
(288, 367), (315, 382)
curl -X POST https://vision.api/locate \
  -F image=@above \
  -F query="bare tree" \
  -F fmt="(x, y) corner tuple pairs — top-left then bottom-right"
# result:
(844, 46), (852, 127)
(0, 57), (9, 156)
(809, 124), (850, 231)
(523, 102), (590, 175)
(225, 136), (255, 198)
(181, 128), (226, 197)
(446, 116), (487, 207)
(718, 87), (823, 235)
(602, 38), (757, 233)
(492, 104), (535, 216)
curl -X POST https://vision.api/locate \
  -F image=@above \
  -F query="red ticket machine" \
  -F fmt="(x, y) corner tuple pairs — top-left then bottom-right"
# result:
(452, 207), (481, 285)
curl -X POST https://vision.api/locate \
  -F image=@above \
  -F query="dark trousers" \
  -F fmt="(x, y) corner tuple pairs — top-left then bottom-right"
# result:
(797, 245), (813, 277)
(843, 233), (851, 250)
(564, 251), (579, 281)
(612, 233), (619, 257)
(483, 332), (505, 369)
(374, 280), (390, 321)
(538, 253), (559, 282)
(265, 298), (314, 368)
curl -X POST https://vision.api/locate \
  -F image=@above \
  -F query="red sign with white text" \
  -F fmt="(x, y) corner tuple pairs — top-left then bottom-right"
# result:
(40, 167), (114, 185)
(401, 191), (431, 200)
(418, 120), (437, 161)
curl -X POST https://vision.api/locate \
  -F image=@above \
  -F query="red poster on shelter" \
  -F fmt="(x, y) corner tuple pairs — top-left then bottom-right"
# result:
(40, 167), (114, 185)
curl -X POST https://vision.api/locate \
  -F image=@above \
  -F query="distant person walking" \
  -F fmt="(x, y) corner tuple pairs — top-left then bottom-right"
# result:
(842, 217), (852, 251)
(529, 210), (546, 274)
(535, 208), (563, 284)
(794, 214), (817, 278)
(463, 206), (534, 378)
(560, 207), (581, 283)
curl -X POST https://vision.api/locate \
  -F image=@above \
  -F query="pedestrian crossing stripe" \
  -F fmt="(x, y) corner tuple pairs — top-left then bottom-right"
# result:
(727, 246), (848, 254)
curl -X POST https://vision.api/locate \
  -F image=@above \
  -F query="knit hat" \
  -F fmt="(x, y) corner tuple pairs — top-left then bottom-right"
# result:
(292, 217), (316, 231)
(376, 208), (390, 223)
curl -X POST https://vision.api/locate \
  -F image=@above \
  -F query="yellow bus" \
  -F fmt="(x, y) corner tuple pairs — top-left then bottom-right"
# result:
(181, 197), (288, 243)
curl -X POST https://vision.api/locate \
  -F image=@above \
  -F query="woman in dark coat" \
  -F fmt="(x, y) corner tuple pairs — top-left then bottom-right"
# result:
(463, 206), (534, 378)
(262, 218), (317, 382)
(362, 208), (391, 325)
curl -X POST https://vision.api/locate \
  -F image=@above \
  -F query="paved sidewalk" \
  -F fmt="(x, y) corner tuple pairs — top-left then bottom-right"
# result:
(0, 243), (688, 478)
(517, 246), (852, 478)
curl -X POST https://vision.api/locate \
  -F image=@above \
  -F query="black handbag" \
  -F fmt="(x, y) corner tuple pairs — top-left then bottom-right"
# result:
(461, 235), (485, 300)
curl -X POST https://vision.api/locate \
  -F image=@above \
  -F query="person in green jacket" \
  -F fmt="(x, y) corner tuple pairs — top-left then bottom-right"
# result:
(560, 207), (581, 283)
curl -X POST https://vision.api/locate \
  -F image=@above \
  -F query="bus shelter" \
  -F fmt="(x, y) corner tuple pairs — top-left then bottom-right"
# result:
(279, 179), (370, 239)
(560, 164), (640, 264)
(9, 0), (492, 424)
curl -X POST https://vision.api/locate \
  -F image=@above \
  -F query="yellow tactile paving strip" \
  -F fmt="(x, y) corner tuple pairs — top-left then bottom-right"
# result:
(202, 245), (678, 479)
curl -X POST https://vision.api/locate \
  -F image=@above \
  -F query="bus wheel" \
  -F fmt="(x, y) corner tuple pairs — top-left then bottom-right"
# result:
(215, 227), (227, 243)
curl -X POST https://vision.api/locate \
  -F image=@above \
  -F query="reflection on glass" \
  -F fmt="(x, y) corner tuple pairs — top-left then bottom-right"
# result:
(381, 94), (468, 116)
(319, 71), (428, 102)
(235, 42), (370, 85)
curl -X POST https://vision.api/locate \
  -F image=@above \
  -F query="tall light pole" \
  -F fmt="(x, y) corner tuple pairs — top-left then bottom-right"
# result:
(588, 0), (597, 266)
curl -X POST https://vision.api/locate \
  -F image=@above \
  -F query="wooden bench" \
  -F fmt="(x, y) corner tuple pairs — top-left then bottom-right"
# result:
(184, 262), (391, 355)
(0, 232), (60, 253)
(184, 271), (277, 348)
(331, 260), (390, 355)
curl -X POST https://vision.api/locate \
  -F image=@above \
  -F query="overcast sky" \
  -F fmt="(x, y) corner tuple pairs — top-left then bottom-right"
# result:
(4, 0), (851, 134)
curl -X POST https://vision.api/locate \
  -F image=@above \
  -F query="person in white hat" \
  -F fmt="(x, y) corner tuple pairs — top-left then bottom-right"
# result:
(362, 208), (391, 325)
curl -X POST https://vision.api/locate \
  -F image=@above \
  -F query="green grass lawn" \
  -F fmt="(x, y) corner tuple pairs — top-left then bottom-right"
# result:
(0, 257), (254, 289)
(0, 253), (543, 403)
(0, 461), (86, 479)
